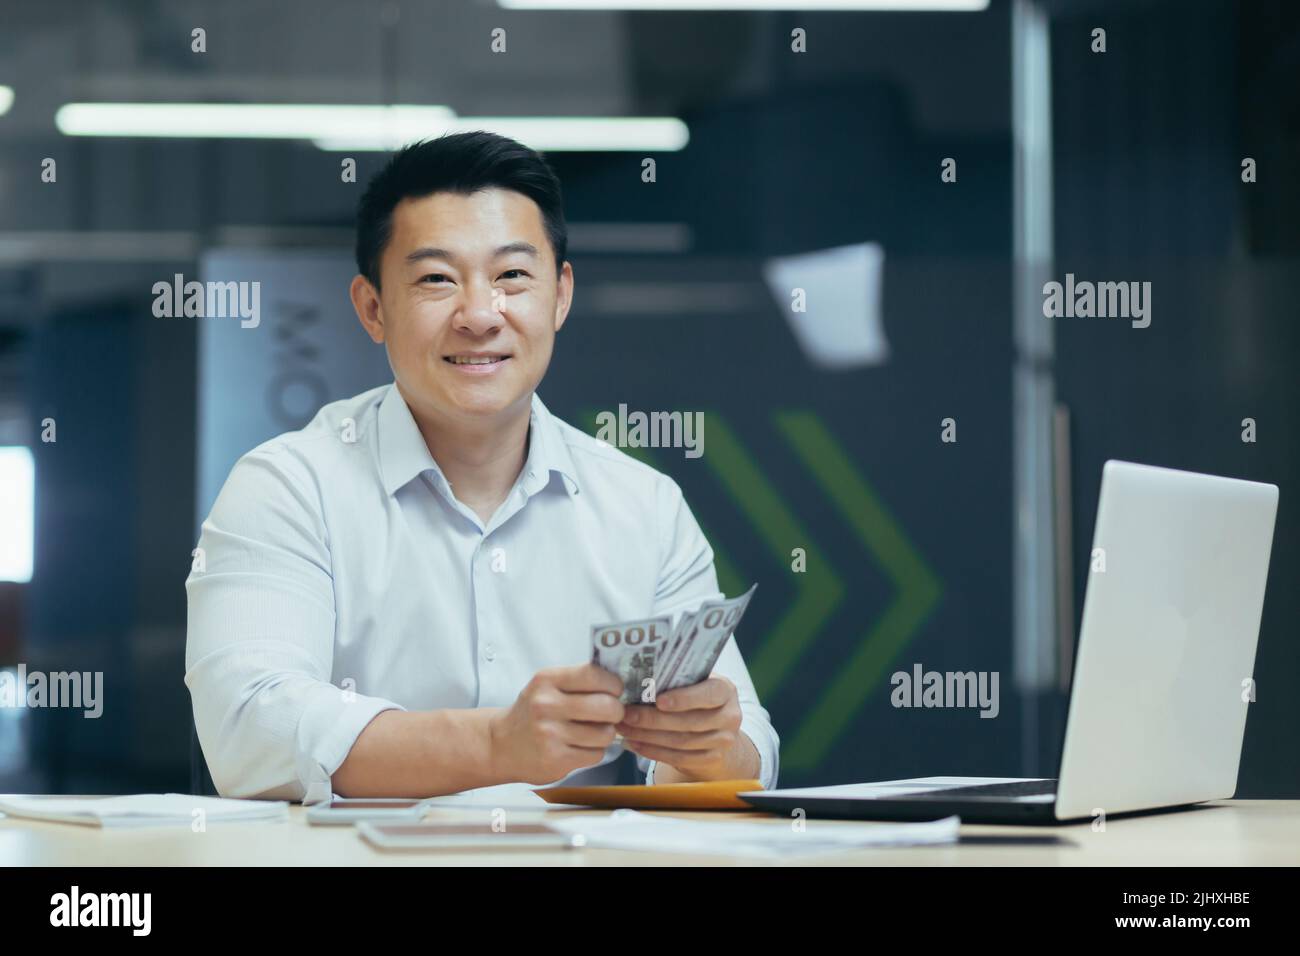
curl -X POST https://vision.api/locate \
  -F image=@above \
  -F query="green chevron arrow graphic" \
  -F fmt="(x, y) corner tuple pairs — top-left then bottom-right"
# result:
(774, 411), (942, 770)
(696, 416), (844, 697)
(579, 407), (940, 772)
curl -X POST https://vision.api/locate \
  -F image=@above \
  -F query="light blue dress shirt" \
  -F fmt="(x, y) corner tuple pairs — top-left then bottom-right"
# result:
(185, 383), (780, 802)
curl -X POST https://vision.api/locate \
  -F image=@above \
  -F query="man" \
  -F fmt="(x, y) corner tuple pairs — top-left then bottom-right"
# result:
(185, 131), (779, 802)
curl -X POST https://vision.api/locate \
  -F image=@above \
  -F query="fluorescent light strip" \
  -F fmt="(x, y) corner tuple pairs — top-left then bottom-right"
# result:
(313, 116), (689, 152)
(55, 103), (455, 140)
(54, 104), (686, 152)
(499, 1), (988, 10)
(0, 86), (13, 117)
(0, 446), (34, 583)
(0, 231), (199, 263)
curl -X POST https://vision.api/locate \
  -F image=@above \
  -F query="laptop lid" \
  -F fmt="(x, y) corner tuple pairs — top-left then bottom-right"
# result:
(1053, 461), (1278, 821)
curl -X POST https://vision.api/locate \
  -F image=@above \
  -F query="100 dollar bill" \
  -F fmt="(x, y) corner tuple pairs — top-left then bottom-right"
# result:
(590, 584), (758, 702)
(656, 584), (758, 693)
(590, 616), (672, 704)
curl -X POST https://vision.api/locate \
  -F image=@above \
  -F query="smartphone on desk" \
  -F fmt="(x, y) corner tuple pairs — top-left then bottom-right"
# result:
(306, 797), (433, 826)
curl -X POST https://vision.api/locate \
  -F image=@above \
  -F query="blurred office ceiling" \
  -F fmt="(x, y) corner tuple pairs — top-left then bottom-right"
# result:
(0, 0), (1009, 135)
(0, 0), (1296, 321)
(0, 0), (1012, 334)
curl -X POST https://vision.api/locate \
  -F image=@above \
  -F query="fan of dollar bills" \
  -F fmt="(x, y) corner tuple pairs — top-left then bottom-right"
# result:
(590, 584), (758, 704)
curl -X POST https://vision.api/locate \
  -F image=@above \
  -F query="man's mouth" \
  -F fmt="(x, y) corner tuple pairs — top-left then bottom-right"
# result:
(444, 354), (510, 366)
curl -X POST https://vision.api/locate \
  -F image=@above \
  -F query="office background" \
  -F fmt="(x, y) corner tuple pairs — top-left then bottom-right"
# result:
(0, 0), (1295, 797)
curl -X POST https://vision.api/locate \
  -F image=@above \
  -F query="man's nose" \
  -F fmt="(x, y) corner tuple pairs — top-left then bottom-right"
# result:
(455, 279), (505, 335)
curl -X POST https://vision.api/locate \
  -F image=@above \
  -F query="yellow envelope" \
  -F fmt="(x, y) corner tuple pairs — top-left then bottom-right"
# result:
(535, 779), (763, 810)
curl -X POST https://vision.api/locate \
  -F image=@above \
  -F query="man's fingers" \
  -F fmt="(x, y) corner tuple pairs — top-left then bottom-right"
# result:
(623, 741), (710, 766)
(621, 703), (726, 732)
(561, 690), (625, 724)
(655, 676), (734, 712)
(617, 726), (727, 751)
(549, 663), (625, 697)
(564, 744), (610, 768)
(564, 720), (619, 748)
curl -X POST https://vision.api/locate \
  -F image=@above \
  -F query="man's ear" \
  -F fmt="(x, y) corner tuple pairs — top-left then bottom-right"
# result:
(350, 274), (385, 344)
(553, 260), (574, 333)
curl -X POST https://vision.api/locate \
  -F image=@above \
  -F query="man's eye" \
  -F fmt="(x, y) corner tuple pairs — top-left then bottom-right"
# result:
(499, 270), (529, 280)
(420, 274), (448, 284)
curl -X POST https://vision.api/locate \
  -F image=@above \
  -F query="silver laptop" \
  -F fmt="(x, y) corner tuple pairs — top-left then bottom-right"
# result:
(741, 461), (1279, 825)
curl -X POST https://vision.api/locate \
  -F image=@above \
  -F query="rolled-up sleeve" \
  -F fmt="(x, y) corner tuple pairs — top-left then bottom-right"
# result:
(639, 475), (781, 790)
(184, 450), (403, 802)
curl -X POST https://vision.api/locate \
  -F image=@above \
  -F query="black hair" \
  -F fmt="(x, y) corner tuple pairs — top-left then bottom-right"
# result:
(355, 130), (568, 288)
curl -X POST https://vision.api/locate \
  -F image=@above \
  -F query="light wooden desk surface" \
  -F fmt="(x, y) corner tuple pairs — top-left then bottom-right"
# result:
(1, 800), (1296, 866)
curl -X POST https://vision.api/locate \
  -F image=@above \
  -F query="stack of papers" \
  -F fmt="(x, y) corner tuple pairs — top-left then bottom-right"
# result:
(549, 809), (959, 860)
(0, 794), (289, 828)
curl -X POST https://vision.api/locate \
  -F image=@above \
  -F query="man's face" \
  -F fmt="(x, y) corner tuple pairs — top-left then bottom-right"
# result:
(351, 187), (572, 428)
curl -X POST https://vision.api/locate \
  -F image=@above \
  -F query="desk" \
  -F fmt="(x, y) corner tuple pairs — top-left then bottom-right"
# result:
(1, 800), (1296, 866)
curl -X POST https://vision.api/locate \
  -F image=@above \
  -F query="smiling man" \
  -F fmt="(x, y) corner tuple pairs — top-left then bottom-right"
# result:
(185, 131), (779, 802)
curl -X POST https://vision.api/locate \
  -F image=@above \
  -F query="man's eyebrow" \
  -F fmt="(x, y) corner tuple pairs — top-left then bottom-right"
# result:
(404, 242), (539, 264)
(493, 241), (539, 258)
(405, 246), (456, 264)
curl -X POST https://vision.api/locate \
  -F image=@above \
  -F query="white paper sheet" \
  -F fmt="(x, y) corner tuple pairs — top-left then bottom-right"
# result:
(0, 793), (289, 827)
(549, 808), (959, 860)
(761, 242), (889, 370)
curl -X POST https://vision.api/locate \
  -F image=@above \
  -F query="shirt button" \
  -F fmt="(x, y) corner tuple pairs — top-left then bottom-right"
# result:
(483, 644), (496, 662)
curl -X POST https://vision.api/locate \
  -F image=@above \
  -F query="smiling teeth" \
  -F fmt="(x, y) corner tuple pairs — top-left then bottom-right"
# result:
(449, 356), (504, 365)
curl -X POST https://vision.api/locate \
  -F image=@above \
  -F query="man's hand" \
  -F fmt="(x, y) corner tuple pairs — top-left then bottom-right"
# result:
(618, 676), (760, 782)
(489, 663), (625, 785)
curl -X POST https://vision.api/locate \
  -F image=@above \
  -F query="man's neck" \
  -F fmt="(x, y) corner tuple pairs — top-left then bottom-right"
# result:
(399, 384), (533, 524)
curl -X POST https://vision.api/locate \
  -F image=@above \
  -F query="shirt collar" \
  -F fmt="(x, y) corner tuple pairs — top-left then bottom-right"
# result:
(378, 384), (580, 498)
